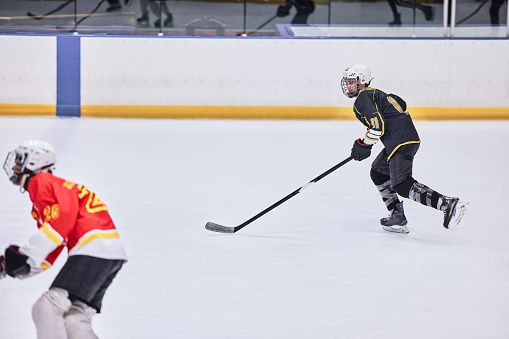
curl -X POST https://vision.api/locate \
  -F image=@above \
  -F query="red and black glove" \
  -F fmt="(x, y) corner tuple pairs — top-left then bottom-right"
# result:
(351, 138), (373, 161)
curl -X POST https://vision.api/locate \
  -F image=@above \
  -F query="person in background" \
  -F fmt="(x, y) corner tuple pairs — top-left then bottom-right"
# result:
(387, 0), (434, 25)
(136, 0), (174, 28)
(276, 0), (315, 24)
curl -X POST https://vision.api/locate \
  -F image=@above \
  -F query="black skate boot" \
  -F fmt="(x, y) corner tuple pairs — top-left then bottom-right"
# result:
(381, 201), (409, 234)
(440, 196), (469, 230)
(389, 13), (402, 26)
(422, 6), (435, 21)
(137, 12), (149, 27)
(155, 14), (174, 28)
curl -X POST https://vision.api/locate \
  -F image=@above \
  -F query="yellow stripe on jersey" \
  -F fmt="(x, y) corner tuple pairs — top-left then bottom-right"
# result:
(387, 141), (422, 160)
(75, 231), (120, 247)
(388, 96), (404, 113)
(370, 117), (379, 129)
(41, 224), (63, 246)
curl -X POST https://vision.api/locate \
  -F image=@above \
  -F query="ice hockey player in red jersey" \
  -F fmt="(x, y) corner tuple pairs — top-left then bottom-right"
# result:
(341, 64), (468, 234)
(1, 140), (127, 338)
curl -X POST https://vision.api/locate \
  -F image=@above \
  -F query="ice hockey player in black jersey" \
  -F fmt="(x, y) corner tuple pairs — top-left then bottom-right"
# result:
(341, 64), (468, 233)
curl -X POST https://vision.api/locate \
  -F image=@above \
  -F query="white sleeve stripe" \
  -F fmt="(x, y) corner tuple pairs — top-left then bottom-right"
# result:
(367, 129), (382, 137)
(20, 227), (60, 268)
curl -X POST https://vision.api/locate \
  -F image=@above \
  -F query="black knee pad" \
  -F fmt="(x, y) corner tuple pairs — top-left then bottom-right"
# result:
(393, 176), (416, 198)
(370, 168), (390, 185)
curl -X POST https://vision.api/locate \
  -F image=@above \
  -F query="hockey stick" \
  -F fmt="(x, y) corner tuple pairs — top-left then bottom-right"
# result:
(205, 156), (354, 233)
(27, 0), (74, 20)
(456, 0), (489, 25)
(237, 15), (278, 36)
(76, 0), (108, 26)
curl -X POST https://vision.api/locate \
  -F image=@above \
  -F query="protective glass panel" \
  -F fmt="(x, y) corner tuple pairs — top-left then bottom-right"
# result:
(0, 0), (506, 37)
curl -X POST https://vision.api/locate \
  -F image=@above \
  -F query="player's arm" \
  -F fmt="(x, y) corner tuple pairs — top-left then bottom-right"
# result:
(7, 180), (72, 279)
(354, 93), (384, 145)
(19, 222), (64, 274)
(363, 112), (383, 146)
(0, 245), (44, 279)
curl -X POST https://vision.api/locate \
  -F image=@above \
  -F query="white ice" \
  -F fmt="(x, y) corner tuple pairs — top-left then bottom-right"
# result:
(0, 117), (508, 339)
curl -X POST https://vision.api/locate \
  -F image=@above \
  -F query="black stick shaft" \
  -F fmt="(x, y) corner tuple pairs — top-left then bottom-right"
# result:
(30, 0), (73, 19)
(248, 15), (277, 34)
(233, 156), (353, 232)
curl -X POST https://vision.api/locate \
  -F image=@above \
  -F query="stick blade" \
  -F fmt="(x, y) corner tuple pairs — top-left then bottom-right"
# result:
(27, 12), (43, 20)
(205, 222), (236, 233)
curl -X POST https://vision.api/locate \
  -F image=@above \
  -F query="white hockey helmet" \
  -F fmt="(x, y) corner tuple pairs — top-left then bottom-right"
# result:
(341, 64), (372, 98)
(3, 140), (56, 188)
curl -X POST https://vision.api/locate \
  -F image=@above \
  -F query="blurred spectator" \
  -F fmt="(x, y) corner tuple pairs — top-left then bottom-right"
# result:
(106, 0), (132, 12)
(489, 0), (506, 25)
(276, 0), (315, 24)
(387, 0), (434, 25)
(137, 0), (174, 28)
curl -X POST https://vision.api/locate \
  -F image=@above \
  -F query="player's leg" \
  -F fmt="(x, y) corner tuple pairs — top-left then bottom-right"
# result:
(50, 256), (124, 338)
(64, 301), (98, 339)
(63, 260), (123, 338)
(32, 287), (72, 339)
(489, 0), (504, 25)
(291, 0), (315, 24)
(153, 1), (174, 27)
(393, 0), (434, 21)
(137, 0), (150, 26)
(387, 0), (402, 25)
(389, 144), (468, 229)
(371, 149), (408, 233)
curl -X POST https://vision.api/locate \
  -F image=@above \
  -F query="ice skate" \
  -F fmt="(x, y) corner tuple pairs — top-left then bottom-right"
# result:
(441, 197), (469, 230)
(381, 202), (409, 234)
(389, 13), (402, 26)
(136, 13), (149, 27)
(154, 14), (174, 28)
(423, 6), (435, 21)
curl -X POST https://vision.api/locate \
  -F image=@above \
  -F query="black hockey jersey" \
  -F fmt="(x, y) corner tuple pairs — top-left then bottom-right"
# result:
(353, 87), (420, 159)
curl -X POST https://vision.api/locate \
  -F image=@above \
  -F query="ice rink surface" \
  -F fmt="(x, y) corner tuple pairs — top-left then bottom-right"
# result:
(0, 116), (508, 339)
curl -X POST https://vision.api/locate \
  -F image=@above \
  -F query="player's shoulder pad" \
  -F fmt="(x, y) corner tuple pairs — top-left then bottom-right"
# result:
(388, 93), (407, 112)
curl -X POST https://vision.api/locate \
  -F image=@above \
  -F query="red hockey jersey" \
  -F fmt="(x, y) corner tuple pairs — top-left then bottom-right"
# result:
(20, 172), (127, 271)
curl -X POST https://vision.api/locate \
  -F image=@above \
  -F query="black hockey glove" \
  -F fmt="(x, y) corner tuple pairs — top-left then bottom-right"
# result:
(276, 5), (291, 17)
(351, 138), (373, 161)
(4, 245), (30, 277)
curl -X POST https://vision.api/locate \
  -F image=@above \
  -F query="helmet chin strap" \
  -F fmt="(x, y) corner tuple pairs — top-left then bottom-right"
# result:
(18, 167), (52, 193)
(19, 173), (31, 193)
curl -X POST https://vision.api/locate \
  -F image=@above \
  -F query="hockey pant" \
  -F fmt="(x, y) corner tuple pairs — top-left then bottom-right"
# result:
(371, 144), (443, 210)
(32, 287), (98, 339)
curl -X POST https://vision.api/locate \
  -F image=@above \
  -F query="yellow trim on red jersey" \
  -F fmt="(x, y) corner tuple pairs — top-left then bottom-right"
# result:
(40, 223), (64, 247)
(75, 230), (120, 247)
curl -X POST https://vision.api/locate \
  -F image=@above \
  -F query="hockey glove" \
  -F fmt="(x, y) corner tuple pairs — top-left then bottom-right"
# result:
(4, 245), (30, 277)
(276, 5), (291, 17)
(351, 138), (373, 161)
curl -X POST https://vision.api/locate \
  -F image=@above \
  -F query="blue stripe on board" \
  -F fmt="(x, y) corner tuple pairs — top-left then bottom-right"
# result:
(56, 35), (80, 117)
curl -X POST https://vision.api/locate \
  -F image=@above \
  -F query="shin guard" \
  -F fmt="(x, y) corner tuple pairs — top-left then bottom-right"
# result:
(408, 182), (442, 209)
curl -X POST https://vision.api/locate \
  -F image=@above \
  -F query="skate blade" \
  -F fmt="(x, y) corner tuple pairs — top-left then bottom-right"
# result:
(382, 225), (409, 234)
(448, 200), (469, 230)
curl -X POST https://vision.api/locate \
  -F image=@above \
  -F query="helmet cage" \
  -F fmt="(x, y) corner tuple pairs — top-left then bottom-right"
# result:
(341, 65), (372, 98)
(3, 151), (24, 185)
(341, 77), (360, 98)
(3, 140), (56, 188)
